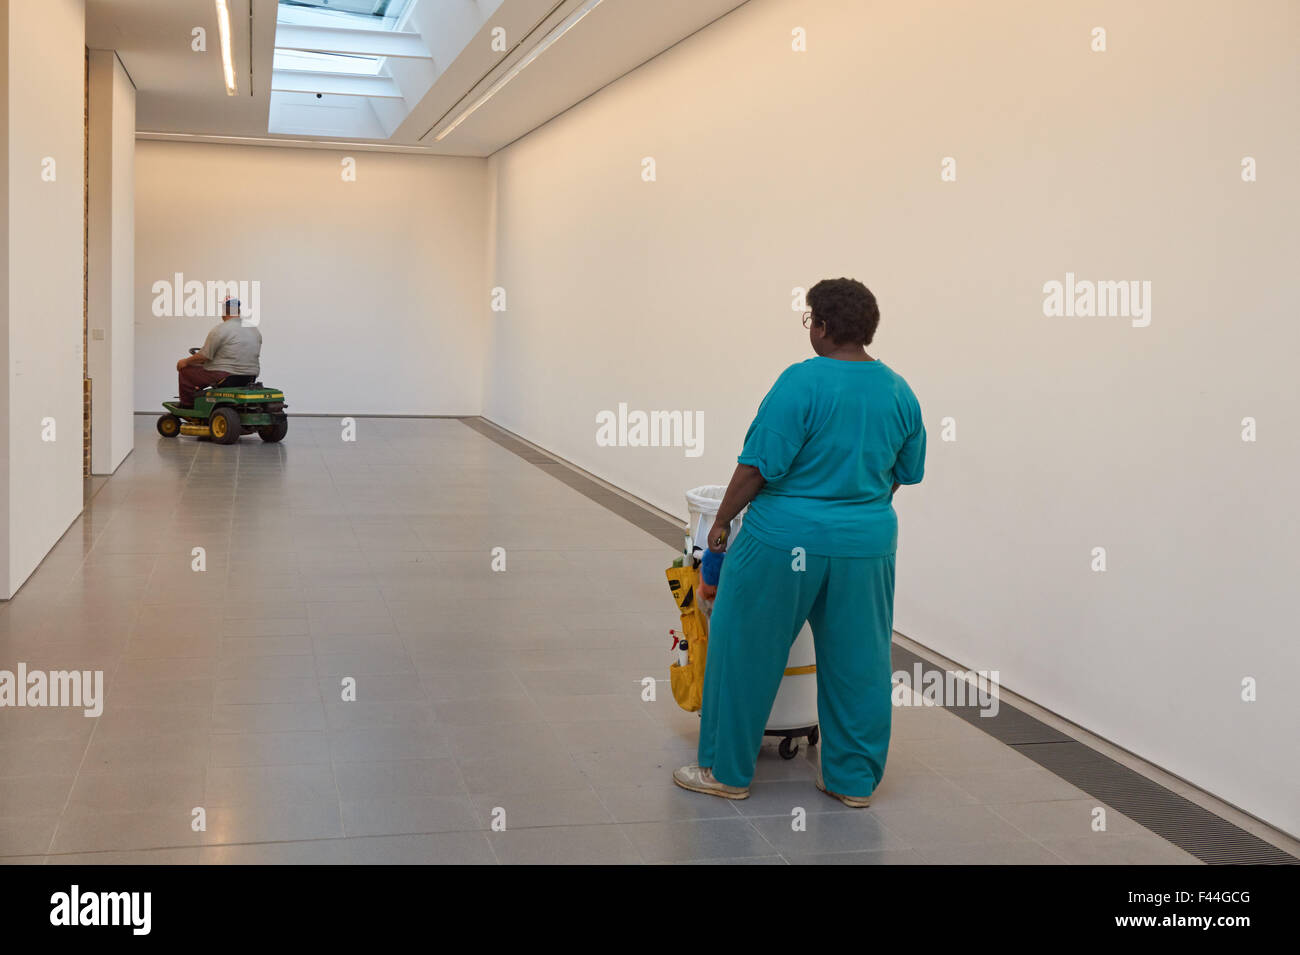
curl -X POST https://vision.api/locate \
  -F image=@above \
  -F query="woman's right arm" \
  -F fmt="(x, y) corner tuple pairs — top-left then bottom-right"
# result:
(700, 464), (764, 599)
(707, 463), (765, 551)
(707, 363), (808, 556)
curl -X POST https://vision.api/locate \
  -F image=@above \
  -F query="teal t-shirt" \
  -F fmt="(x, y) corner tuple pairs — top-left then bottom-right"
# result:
(737, 357), (925, 558)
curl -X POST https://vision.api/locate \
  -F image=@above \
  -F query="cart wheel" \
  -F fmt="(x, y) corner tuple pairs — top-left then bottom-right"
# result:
(778, 736), (799, 760)
(808, 726), (820, 747)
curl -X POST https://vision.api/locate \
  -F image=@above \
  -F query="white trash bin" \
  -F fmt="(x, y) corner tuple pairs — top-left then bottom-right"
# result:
(765, 623), (820, 758)
(685, 484), (742, 554)
(684, 486), (820, 759)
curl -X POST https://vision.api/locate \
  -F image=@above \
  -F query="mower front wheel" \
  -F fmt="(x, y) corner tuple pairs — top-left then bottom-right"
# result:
(156, 414), (181, 438)
(258, 414), (289, 443)
(210, 407), (242, 445)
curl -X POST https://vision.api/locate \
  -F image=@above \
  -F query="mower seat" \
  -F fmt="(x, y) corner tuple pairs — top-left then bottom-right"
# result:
(213, 374), (256, 388)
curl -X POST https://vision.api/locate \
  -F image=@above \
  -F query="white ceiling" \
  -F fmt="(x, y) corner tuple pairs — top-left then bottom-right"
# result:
(86, 0), (750, 156)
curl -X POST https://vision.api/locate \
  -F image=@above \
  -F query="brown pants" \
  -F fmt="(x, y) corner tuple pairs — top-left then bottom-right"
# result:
(178, 365), (231, 406)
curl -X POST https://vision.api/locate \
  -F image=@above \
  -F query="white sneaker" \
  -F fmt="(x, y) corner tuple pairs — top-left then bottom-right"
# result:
(816, 773), (871, 808)
(673, 765), (750, 800)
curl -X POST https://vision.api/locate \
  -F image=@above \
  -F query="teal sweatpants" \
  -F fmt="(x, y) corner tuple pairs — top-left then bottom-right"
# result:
(697, 529), (896, 796)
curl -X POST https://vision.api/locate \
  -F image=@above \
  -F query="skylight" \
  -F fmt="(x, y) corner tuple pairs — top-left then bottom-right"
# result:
(269, 0), (435, 139)
(273, 49), (384, 76)
(278, 0), (413, 33)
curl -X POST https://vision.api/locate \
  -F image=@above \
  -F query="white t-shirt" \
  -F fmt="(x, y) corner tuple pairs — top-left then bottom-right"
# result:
(200, 319), (262, 376)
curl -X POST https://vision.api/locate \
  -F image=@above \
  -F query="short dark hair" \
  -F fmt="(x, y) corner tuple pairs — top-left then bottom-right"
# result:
(806, 278), (880, 346)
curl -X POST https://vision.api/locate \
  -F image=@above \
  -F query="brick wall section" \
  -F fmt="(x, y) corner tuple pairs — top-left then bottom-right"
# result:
(82, 47), (90, 477)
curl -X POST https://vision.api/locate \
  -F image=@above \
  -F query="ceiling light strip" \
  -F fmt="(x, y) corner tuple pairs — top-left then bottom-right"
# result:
(432, 0), (606, 142)
(215, 0), (237, 95)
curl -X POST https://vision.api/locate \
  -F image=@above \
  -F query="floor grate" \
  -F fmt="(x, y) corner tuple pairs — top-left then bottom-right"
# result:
(461, 417), (684, 549)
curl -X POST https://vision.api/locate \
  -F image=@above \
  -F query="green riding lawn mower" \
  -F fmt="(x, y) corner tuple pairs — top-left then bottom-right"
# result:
(156, 349), (288, 445)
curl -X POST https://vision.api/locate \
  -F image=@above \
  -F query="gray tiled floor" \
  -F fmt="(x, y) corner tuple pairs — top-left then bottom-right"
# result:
(0, 417), (1201, 865)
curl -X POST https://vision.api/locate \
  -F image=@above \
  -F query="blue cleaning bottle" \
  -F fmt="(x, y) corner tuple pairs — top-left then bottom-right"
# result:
(701, 546), (725, 588)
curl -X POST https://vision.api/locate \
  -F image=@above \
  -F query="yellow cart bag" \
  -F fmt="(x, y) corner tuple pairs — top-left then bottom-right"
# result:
(665, 565), (708, 711)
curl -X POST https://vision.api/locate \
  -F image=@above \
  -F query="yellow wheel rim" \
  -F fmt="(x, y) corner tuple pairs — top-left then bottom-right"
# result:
(161, 418), (177, 435)
(211, 415), (227, 438)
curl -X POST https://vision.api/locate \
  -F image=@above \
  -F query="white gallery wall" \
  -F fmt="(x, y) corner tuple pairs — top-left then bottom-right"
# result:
(0, 0), (86, 599)
(483, 0), (1300, 833)
(133, 141), (488, 415)
(87, 49), (135, 475)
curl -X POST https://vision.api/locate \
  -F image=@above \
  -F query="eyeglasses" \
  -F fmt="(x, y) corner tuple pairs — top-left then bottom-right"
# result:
(801, 310), (814, 329)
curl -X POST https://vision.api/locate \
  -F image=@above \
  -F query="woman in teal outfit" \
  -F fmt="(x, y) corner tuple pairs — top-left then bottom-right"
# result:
(674, 278), (926, 806)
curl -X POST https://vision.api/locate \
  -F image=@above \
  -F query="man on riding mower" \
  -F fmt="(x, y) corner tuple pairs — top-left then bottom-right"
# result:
(175, 296), (262, 408)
